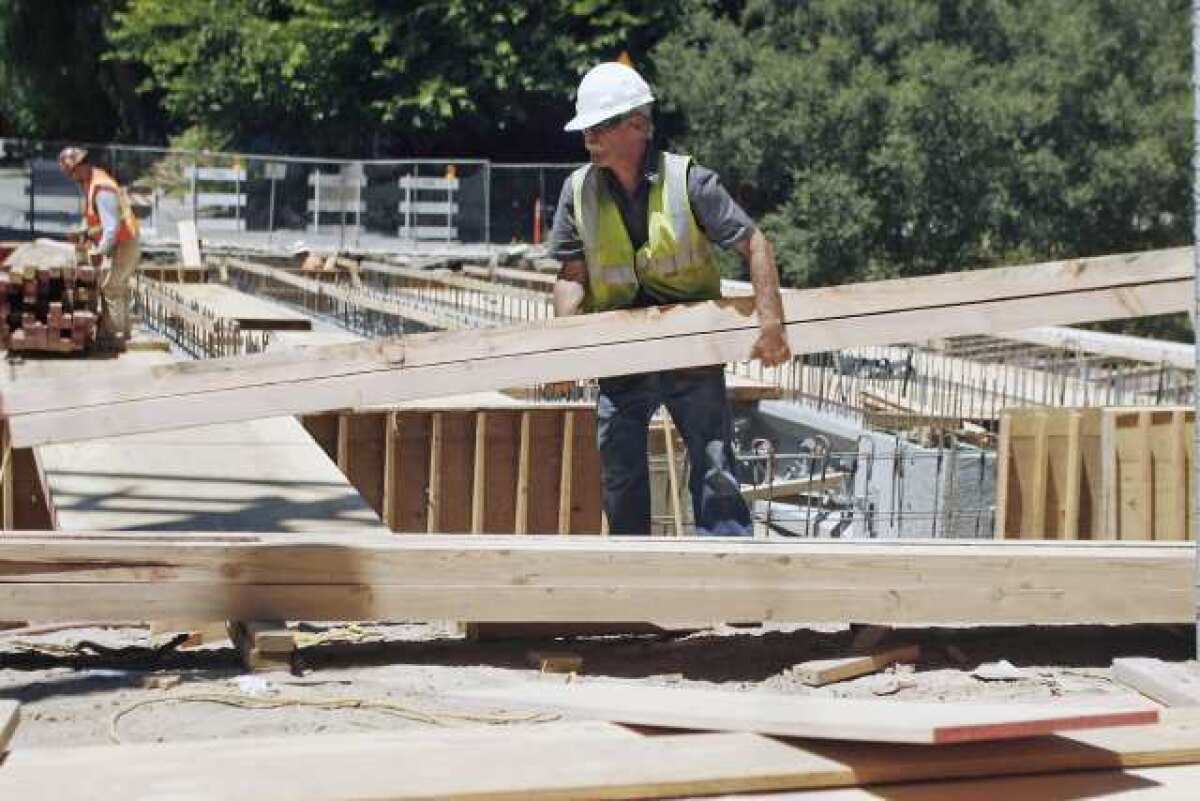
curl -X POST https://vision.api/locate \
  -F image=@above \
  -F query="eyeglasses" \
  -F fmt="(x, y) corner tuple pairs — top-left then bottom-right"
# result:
(584, 112), (632, 136)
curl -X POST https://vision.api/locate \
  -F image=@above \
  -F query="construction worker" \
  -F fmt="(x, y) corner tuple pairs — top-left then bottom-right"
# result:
(549, 62), (791, 536)
(58, 146), (141, 351)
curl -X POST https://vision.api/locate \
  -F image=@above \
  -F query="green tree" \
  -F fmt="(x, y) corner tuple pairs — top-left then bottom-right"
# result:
(652, 0), (1191, 290)
(0, 0), (155, 141)
(107, 0), (683, 158)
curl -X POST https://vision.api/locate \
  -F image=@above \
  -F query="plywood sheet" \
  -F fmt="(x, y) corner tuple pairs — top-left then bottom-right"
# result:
(457, 682), (1157, 744)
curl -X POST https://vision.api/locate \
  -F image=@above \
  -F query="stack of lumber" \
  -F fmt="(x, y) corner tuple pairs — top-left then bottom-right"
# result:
(0, 242), (99, 353)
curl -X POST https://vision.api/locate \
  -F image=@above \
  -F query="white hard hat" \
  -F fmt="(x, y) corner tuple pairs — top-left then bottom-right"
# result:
(564, 62), (655, 132)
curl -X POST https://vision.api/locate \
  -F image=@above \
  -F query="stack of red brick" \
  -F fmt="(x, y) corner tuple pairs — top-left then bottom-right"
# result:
(1, 255), (100, 353)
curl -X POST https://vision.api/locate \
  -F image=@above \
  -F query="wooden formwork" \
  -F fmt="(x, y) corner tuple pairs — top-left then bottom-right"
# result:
(303, 405), (607, 535)
(996, 406), (1194, 540)
(0, 420), (56, 532)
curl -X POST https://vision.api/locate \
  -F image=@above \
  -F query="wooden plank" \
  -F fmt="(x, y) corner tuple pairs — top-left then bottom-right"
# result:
(741, 474), (847, 502)
(472, 411), (487, 534)
(514, 411), (531, 535)
(1078, 408), (1105, 538)
(1021, 412), (1049, 539)
(426, 413), (444, 533)
(12, 447), (55, 530)
(558, 411), (575, 535)
(1167, 410), (1188, 540)
(382, 412), (399, 529)
(730, 763), (1200, 800)
(569, 408), (603, 534)
(3, 248), (1191, 448)
(177, 219), (203, 269)
(1138, 411), (1154, 539)
(1102, 408), (1121, 538)
(393, 412), (432, 533)
(228, 620), (295, 672)
(1112, 658), (1200, 707)
(0, 701), (17, 752)
(436, 411), (475, 533)
(1062, 412), (1081, 539)
(483, 411), (520, 534)
(793, 645), (920, 688)
(336, 412), (387, 518)
(458, 682), (1156, 744)
(527, 410), (564, 535)
(0, 536), (1190, 624)
(299, 412), (340, 463)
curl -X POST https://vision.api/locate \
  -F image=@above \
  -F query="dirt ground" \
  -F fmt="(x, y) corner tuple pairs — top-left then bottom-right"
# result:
(0, 621), (1192, 749)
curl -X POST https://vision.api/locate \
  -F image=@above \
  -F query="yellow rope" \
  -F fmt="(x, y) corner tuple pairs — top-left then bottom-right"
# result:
(109, 691), (558, 744)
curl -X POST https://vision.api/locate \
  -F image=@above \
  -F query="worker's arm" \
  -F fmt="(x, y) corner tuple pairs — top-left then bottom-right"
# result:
(734, 228), (791, 367)
(92, 189), (121, 257)
(553, 260), (587, 317)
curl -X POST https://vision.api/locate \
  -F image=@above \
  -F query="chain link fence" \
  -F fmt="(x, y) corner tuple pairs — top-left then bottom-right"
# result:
(0, 138), (579, 252)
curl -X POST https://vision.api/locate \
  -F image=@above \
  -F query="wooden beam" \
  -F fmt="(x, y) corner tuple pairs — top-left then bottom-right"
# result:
(426, 413), (444, 533)
(558, 411), (574, 536)
(1139, 411), (1154, 539)
(382, 412), (399, 529)
(0, 535), (1189, 624)
(515, 411), (531, 535)
(1169, 410), (1189, 540)
(457, 682), (1156, 744)
(471, 410), (487, 534)
(2, 248), (1191, 447)
(660, 414), (685, 537)
(1063, 412), (1082, 540)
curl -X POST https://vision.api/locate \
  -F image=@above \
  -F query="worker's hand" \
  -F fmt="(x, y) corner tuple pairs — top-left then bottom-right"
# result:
(750, 322), (791, 368)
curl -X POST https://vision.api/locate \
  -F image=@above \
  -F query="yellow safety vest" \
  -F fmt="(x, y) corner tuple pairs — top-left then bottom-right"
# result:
(570, 152), (720, 312)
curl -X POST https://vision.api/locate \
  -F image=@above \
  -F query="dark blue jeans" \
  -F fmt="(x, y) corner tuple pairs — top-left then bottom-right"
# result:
(596, 365), (752, 536)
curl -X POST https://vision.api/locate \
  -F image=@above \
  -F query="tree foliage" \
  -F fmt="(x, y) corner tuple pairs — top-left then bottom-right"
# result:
(107, 0), (681, 157)
(0, 0), (152, 141)
(652, 0), (1192, 291)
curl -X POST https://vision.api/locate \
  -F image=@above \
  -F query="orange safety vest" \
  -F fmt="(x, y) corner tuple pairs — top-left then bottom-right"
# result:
(85, 167), (139, 245)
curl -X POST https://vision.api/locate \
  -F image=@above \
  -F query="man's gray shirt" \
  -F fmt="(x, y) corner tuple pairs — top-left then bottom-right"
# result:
(548, 149), (754, 305)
